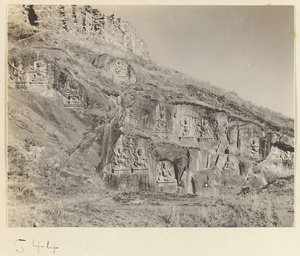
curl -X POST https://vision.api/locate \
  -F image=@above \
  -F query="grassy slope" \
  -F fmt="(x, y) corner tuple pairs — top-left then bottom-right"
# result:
(8, 177), (294, 227)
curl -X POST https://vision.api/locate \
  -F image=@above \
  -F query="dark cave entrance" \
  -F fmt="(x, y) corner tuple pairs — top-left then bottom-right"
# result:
(28, 5), (38, 26)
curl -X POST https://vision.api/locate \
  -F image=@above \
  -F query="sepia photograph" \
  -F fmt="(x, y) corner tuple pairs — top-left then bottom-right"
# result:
(6, 4), (294, 228)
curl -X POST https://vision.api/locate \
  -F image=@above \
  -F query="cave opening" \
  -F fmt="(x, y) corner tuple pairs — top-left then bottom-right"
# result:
(28, 5), (38, 26)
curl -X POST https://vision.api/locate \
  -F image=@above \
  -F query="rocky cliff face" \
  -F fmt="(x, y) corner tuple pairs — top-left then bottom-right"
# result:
(7, 5), (294, 197)
(10, 5), (149, 59)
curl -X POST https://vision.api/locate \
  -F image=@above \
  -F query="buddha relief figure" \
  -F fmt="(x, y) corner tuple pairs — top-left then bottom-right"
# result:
(212, 120), (220, 141)
(157, 111), (167, 129)
(111, 59), (137, 84)
(222, 155), (234, 173)
(10, 60), (26, 86)
(27, 59), (49, 85)
(133, 147), (149, 170)
(112, 143), (130, 173)
(198, 118), (213, 137)
(180, 117), (191, 137)
(248, 139), (259, 154)
(113, 146), (124, 166)
(157, 161), (176, 183)
(155, 105), (170, 134)
(15, 60), (26, 82)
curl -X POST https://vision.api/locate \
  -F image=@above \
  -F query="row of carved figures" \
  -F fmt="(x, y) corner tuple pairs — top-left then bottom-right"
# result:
(155, 108), (221, 141)
(111, 140), (177, 183)
(9, 59), (49, 87)
(112, 143), (149, 173)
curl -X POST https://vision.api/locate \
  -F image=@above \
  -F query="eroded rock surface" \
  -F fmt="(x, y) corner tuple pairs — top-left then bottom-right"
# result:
(94, 100), (294, 193)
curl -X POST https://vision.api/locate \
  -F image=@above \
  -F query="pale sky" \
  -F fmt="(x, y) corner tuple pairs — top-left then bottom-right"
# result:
(96, 5), (294, 118)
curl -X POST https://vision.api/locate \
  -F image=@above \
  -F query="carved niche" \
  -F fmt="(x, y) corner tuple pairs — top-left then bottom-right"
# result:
(247, 137), (260, 157)
(26, 59), (49, 87)
(112, 59), (136, 85)
(9, 56), (50, 90)
(222, 155), (235, 173)
(155, 105), (171, 135)
(132, 143), (149, 173)
(61, 79), (85, 108)
(111, 136), (131, 174)
(9, 60), (27, 88)
(156, 161), (176, 184)
(179, 116), (192, 140)
(196, 118), (214, 142)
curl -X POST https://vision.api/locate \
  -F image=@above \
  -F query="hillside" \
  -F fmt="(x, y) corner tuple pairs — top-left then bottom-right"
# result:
(7, 5), (294, 227)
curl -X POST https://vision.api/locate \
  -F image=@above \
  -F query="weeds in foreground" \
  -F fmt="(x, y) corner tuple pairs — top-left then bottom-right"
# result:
(46, 199), (65, 226)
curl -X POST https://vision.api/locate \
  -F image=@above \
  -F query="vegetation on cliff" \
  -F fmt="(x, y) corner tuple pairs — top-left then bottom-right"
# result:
(7, 5), (294, 227)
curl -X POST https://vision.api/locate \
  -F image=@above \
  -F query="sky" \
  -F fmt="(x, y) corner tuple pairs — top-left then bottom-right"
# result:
(96, 5), (294, 118)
